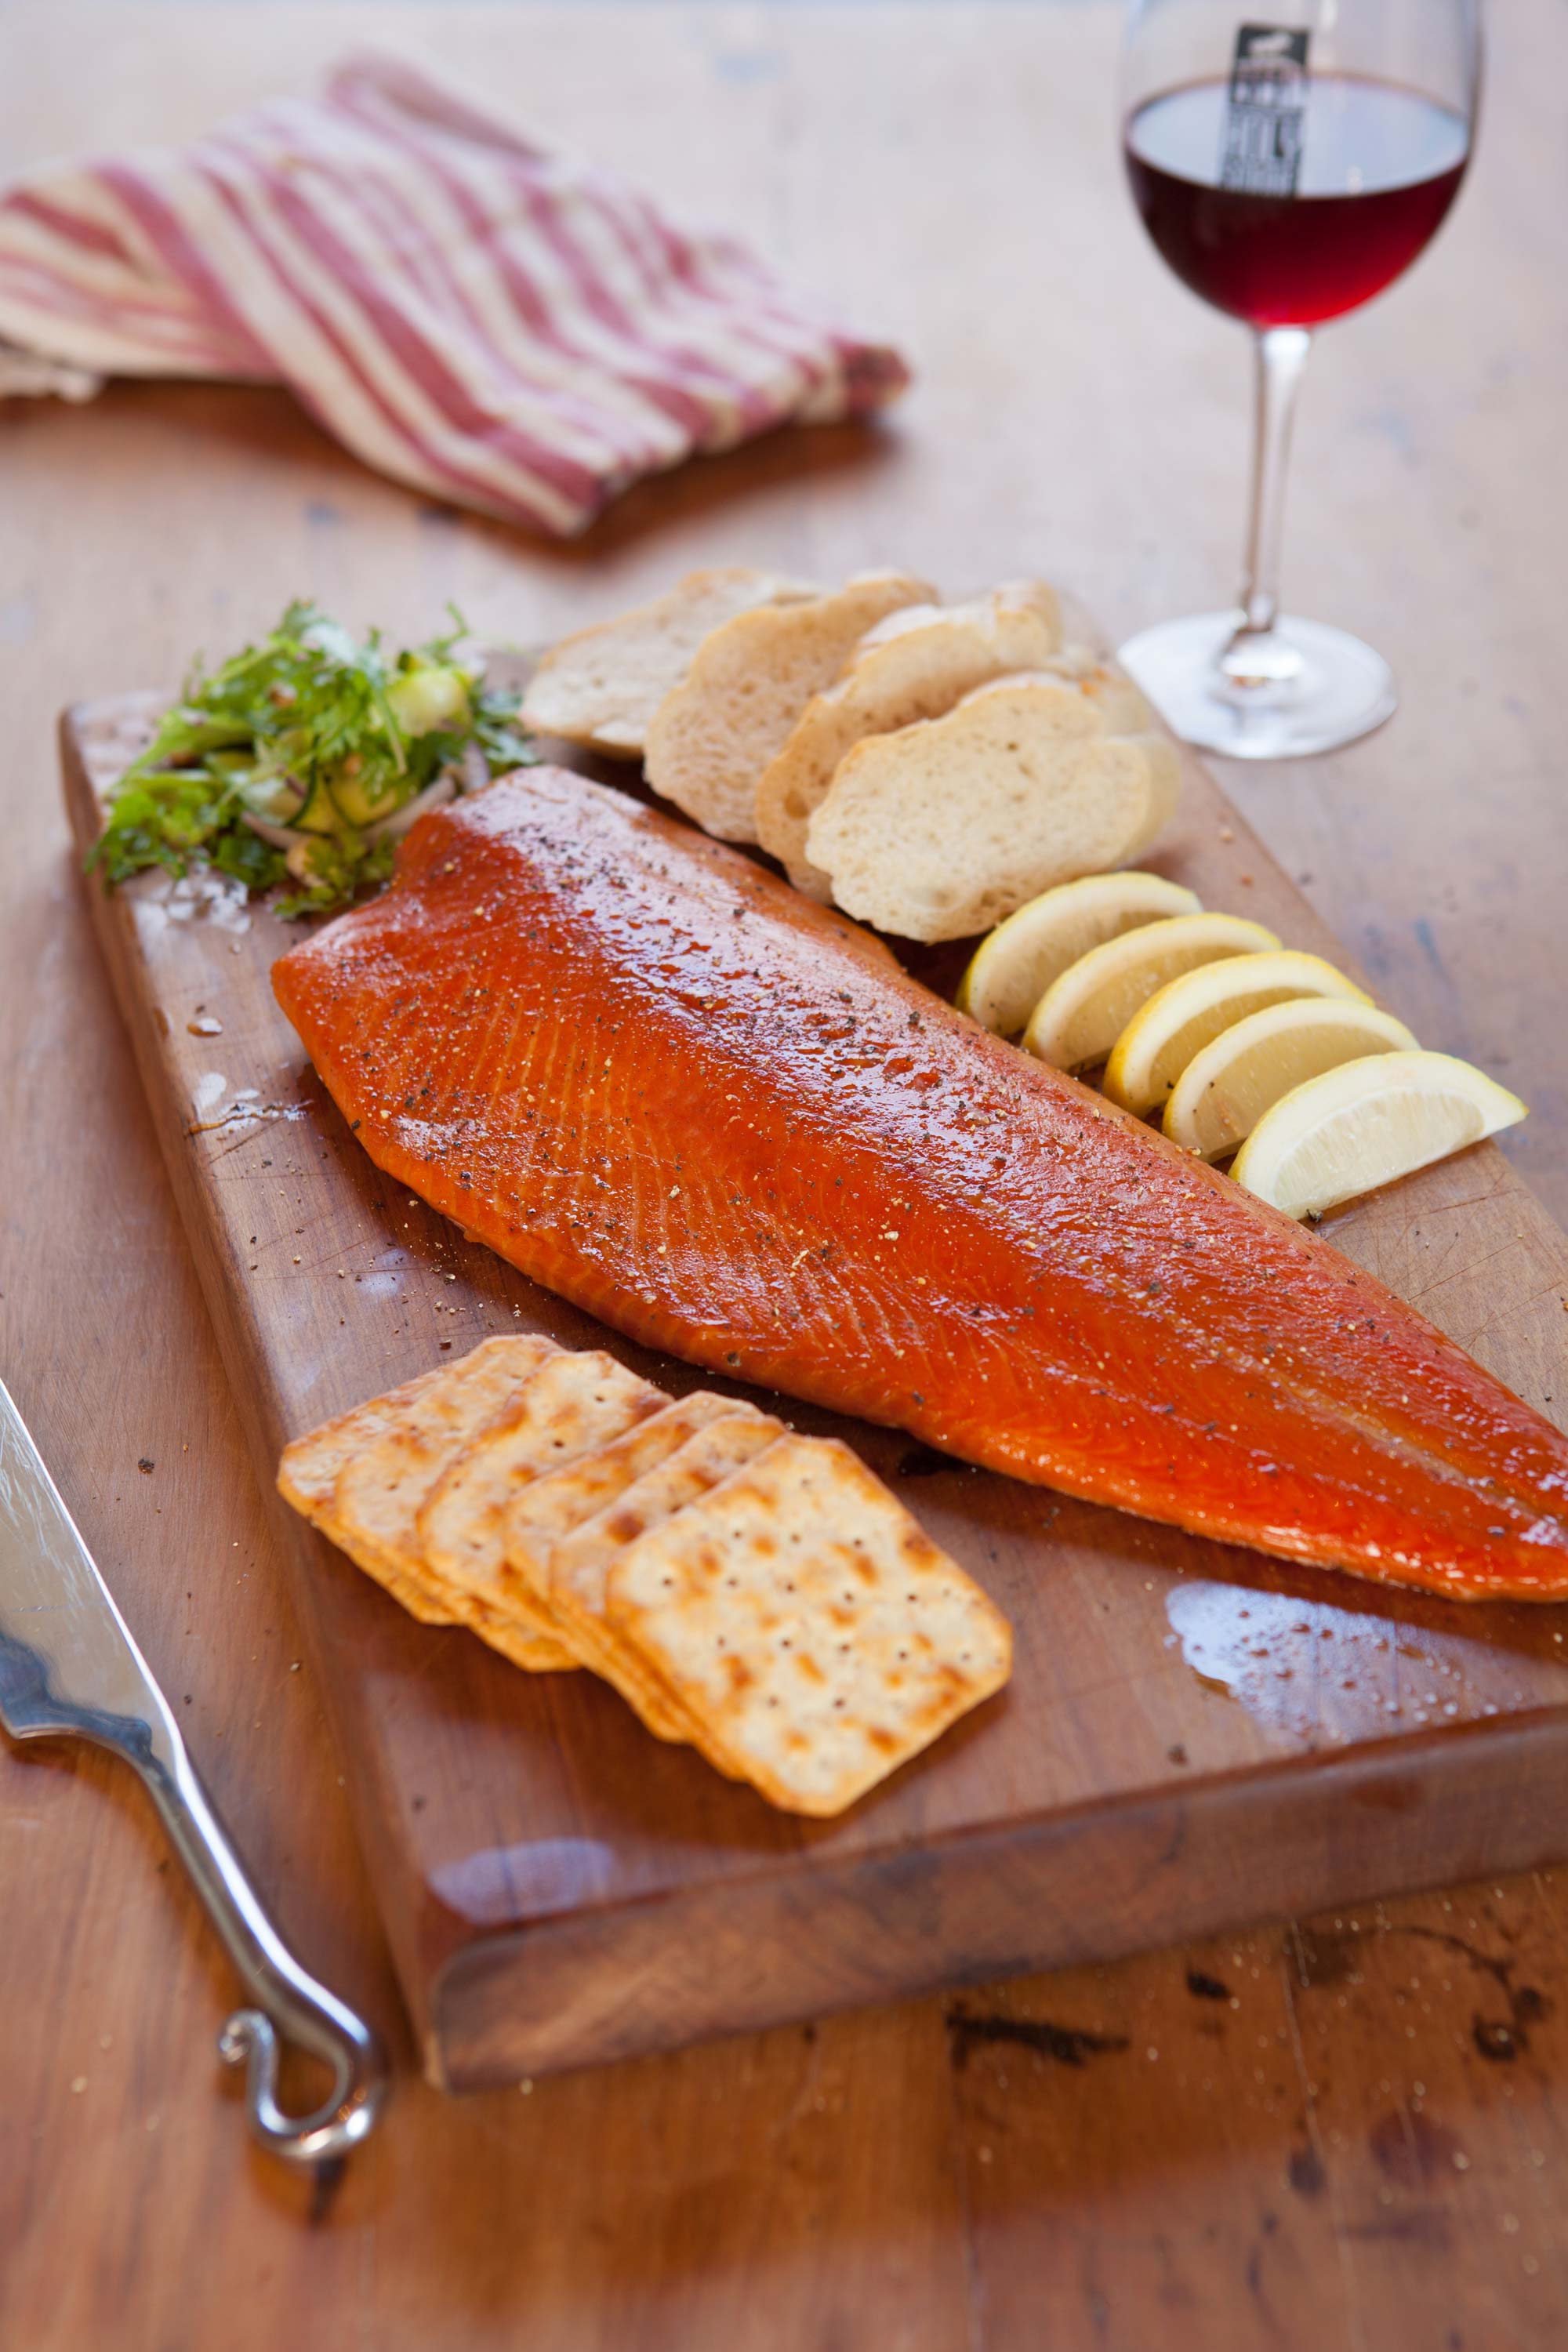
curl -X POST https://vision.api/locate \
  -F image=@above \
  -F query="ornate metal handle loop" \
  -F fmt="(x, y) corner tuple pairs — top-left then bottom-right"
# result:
(218, 1999), (385, 2165)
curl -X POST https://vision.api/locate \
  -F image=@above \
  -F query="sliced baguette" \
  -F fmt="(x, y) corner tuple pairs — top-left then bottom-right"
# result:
(1038, 644), (1153, 737)
(806, 672), (1182, 943)
(753, 582), (1063, 895)
(1124, 728), (1183, 855)
(643, 570), (935, 843)
(520, 568), (818, 757)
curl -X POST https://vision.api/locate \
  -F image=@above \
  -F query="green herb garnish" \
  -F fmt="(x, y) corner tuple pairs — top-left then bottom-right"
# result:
(89, 601), (536, 916)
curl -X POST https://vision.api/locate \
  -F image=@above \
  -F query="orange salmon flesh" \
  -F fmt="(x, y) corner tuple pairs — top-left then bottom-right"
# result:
(273, 769), (1568, 1602)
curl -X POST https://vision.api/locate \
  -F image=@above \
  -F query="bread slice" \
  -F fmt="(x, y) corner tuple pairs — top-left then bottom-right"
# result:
(520, 568), (818, 757)
(643, 571), (935, 843)
(1124, 730), (1182, 855)
(753, 582), (1063, 895)
(1039, 644), (1152, 738)
(805, 673), (1182, 943)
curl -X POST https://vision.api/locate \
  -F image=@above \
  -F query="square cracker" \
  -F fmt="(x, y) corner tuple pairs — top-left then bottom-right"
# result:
(279, 1360), (480, 1624)
(313, 1336), (562, 1647)
(464, 1595), (579, 1673)
(504, 1391), (757, 1606)
(278, 1363), (448, 1515)
(605, 1435), (1012, 1814)
(540, 1409), (782, 1751)
(416, 1349), (666, 1645)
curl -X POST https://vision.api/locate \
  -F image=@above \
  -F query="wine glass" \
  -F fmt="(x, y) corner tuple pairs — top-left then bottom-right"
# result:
(1116, 2), (1482, 759)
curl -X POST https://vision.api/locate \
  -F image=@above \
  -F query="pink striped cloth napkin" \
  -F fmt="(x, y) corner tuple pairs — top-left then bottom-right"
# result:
(0, 52), (908, 535)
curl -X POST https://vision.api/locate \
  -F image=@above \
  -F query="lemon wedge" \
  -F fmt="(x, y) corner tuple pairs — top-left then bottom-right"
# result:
(1022, 912), (1279, 1071)
(1163, 999), (1418, 1160)
(1102, 950), (1371, 1116)
(956, 871), (1203, 1036)
(1231, 1051), (1527, 1220)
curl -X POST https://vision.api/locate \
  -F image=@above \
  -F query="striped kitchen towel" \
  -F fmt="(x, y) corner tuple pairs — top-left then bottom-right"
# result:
(0, 52), (908, 536)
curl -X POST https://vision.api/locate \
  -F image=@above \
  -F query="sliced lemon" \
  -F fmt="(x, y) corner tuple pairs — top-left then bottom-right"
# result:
(956, 871), (1202, 1036)
(1231, 1051), (1527, 1220)
(1022, 912), (1279, 1071)
(1163, 998), (1418, 1160)
(1103, 950), (1371, 1116)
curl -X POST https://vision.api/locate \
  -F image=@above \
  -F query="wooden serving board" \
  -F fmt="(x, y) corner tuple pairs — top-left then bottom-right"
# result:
(61, 673), (1568, 2092)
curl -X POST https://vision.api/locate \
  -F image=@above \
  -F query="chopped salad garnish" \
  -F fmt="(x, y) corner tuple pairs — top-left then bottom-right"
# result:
(89, 601), (535, 916)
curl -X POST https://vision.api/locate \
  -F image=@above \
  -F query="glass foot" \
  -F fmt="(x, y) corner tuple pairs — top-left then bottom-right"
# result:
(1116, 611), (1397, 760)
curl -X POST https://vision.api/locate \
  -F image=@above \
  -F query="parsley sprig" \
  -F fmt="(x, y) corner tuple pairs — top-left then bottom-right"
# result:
(89, 601), (535, 916)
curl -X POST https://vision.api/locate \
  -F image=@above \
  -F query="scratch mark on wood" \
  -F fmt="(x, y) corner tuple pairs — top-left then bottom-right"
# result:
(945, 2005), (1130, 2070)
(1278, 1929), (1367, 2352)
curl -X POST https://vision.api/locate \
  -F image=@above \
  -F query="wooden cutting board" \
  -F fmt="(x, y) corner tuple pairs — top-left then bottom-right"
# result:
(60, 673), (1568, 2092)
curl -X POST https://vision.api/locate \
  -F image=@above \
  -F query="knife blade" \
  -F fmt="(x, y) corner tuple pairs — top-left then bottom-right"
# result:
(0, 1377), (387, 2162)
(0, 1377), (186, 1758)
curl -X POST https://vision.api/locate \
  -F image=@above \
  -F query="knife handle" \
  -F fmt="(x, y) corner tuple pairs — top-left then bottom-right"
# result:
(5, 1661), (389, 2163)
(139, 1735), (390, 2164)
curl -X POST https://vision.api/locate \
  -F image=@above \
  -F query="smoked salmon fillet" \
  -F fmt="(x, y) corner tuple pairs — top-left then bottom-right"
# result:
(274, 769), (1568, 1602)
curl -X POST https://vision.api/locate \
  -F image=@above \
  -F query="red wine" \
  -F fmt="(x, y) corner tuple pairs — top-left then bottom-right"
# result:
(1125, 77), (1470, 328)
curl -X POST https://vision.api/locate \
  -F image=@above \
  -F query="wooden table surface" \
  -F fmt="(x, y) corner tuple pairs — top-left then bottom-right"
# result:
(3, 6), (1566, 2347)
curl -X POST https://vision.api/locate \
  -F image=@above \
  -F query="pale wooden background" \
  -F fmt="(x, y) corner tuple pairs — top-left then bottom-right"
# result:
(3, 6), (1567, 2349)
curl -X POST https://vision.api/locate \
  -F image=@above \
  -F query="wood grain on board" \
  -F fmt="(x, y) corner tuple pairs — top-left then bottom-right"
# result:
(8, 5), (1568, 2348)
(59, 657), (1568, 2087)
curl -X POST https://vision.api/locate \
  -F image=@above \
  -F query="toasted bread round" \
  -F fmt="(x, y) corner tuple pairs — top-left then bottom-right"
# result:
(754, 583), (1063, 895)
(642, 571), (935, 843)
(806, 673), (1181, 942)
(521, 568), (817, 757)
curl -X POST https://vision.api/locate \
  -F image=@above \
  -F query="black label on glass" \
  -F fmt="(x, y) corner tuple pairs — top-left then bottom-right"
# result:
(1221, 24), (1311, 196)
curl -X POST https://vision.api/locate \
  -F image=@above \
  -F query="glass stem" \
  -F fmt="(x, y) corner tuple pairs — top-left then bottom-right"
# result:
(1218, 325), (1312, 692)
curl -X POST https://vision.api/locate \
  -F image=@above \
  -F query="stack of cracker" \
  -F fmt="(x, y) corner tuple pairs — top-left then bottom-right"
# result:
(278, 1338), (1012, 1817)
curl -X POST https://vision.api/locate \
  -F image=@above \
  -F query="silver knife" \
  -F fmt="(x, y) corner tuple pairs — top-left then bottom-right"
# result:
(0, 1377), (387, 2163)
